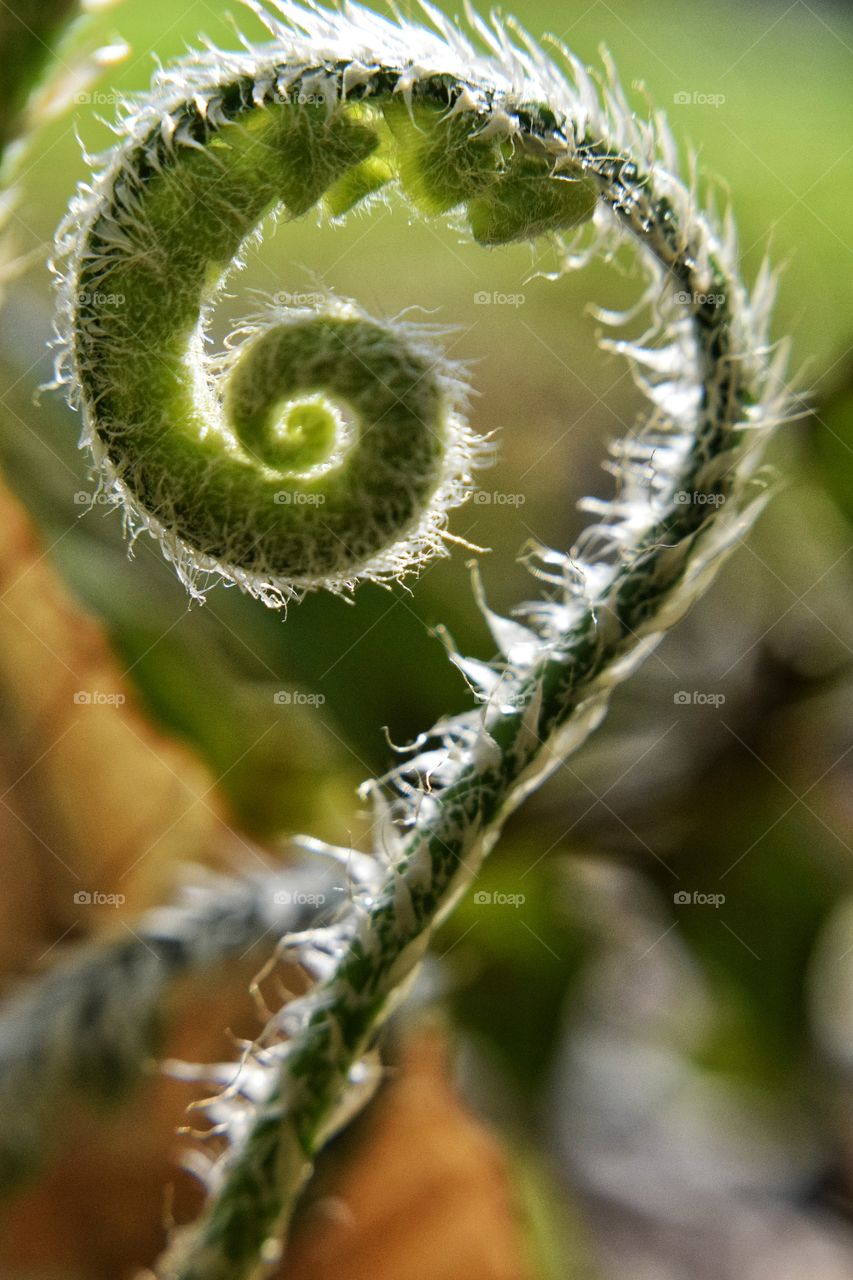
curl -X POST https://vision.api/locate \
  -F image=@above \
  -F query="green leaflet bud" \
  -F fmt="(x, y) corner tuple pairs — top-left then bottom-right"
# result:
(383, 98), (497, 214)
(324, 153), (394, 217)
(468, 152), (598, 245)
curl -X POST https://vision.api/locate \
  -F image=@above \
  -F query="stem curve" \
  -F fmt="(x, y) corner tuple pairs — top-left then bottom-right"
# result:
(51, 3), (792, 1277)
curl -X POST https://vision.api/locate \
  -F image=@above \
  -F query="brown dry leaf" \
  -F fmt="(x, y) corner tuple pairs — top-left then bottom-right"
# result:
(1, 1004), (535, 1280)
(0, 967), (258, 1277)
(0, 475), (223, 975)
(284, 1026), (535, 1280)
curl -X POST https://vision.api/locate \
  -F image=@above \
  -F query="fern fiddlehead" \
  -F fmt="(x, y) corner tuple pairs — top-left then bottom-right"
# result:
(52, 3), (790, 1277)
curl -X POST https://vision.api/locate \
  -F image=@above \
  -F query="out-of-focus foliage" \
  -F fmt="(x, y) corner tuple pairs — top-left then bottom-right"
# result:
(0, 0), (851, 1277)
(0, 0), (78, 160)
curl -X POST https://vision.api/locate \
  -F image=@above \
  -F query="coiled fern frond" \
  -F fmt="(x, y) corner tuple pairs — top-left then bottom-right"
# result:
(51, 2), (791, 1276)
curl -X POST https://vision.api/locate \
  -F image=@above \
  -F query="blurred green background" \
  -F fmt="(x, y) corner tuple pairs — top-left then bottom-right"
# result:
(1, 0), (852, 1275)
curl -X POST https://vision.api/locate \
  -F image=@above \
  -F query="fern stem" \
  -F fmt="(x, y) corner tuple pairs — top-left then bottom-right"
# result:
(51, 4), (791, 1277)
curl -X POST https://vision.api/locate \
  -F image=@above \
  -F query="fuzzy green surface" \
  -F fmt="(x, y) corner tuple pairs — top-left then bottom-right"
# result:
(72, 86), (596, 590)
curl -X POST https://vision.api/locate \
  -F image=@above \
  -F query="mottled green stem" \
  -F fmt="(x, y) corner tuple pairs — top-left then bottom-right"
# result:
(53, 5), (789, 1278)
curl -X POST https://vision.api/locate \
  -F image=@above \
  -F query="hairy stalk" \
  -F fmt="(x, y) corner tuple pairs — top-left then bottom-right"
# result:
(51, 3), (791, 1277)
(0, 861), (337, 1192)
